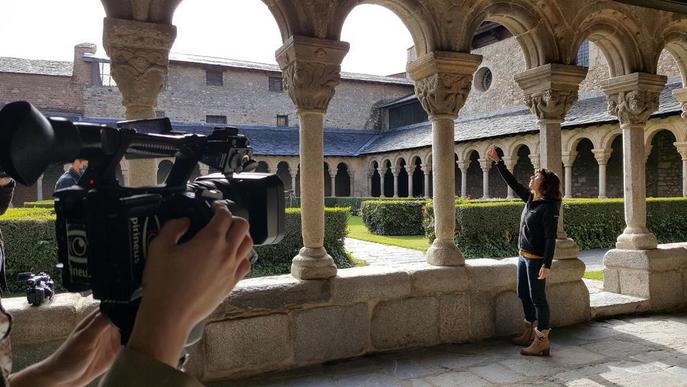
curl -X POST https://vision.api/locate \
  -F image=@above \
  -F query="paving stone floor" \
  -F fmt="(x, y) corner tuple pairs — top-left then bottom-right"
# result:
(212, 313), (687, 386)
(344, 239), (608, 272)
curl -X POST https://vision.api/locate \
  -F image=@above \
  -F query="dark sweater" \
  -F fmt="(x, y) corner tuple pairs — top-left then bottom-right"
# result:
(55, 168), (82, 190)
(495, 160), (559, 268)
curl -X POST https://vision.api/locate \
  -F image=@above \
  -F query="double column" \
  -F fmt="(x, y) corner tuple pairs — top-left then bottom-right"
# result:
(104, 17), (176, 185)
(676, 143), (687, 197)
(479, 158), (491, 199)
(408, 51), (481, 266)
(501, 157), (515, 199)
(422, 164), (431, 198)
(592, 149), (612, 199)
(601, 73), (666, 250)
(276, 36), (349, 279)
(457, 160), (469, 198)
(515, 64), (588, 260)
(561, 152), (576, 199)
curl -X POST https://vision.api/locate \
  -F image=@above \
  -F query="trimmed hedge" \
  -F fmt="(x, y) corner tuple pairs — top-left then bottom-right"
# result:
(22, 200), (55, 209)
(1, 208), (60, 293)
(424, 197), (687, 259)
(361, 200), (426, 235)
(0, 207), (351, 290)
(289, 196), (428, 215)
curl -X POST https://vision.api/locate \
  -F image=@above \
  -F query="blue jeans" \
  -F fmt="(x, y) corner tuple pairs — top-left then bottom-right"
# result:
(517, 256), (550, 330)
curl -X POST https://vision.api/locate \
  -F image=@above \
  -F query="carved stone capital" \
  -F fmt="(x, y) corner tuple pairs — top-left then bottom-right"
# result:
(524, 89), (579, 121)
(407, 51), (482, 118)
(675, 142), (687, 160)
(592, 149), (612, 165)
(275, 36), (349, 113)
(515, 64), (587, 122)
(601, 73), (667, 127)
(561, 151), (577, 168)
(478, 158), (492, 171)
(672, 87), (687, 120)
(103, 17), (176, 119)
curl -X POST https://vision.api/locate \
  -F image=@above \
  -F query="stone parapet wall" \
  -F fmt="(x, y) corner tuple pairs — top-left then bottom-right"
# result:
(8, 246), (687, 381)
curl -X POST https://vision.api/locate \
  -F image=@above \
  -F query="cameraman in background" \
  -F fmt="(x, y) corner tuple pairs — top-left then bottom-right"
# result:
(55, 159), (88, 190)
(3, 202), (251, 386)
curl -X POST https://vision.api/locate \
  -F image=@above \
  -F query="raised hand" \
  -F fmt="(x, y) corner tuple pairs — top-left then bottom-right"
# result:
(486, 145), (501, 162)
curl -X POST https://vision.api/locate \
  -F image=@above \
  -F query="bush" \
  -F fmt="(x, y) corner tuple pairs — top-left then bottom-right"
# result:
(361, 200), (426, 235)
(423, 197), (687, 259)
(23, 200), (55, 209)
(1, 208), (60, 293)
(289, 196), (427, 215)
(0, 207), (351, 289)
(251, 207), (351, 276)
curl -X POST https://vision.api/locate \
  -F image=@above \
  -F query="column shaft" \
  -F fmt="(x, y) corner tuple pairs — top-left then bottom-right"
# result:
(424, 171), (430, 198)
(564, 165), (573, 198)
(598, 163), (608, 199)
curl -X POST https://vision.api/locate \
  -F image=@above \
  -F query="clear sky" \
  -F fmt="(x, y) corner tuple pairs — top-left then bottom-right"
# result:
(0, 1), (414, 76)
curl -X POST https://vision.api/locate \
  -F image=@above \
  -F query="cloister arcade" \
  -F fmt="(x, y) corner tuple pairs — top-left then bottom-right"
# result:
(13, 0), (687, 382)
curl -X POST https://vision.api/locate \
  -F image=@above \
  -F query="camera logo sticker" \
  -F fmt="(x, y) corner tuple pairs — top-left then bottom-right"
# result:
(129, 216), (161, 265)
(66, 223), (90, 280)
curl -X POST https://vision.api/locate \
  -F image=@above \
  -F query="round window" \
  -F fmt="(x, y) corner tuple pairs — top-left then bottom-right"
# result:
(474, 67), (493, 92)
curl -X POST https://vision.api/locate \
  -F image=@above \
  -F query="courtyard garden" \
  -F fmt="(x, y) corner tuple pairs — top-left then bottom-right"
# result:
(3, 196), (687, 291)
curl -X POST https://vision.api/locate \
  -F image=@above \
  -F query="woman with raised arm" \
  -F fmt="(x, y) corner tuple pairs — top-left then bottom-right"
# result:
(486, 145), (561, 357)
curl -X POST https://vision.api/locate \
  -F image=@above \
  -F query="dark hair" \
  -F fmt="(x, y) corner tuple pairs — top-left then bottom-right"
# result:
(536, 168), (562, 200)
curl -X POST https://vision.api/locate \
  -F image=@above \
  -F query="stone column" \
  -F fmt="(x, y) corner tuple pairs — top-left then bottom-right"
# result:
(104, 17), (176, 186)
(391, 168), (399, 198)
(676, 143), (687, 197)
(422, 164), (431, 198)
(457, 160), (469, 198)
(561, 152), (576, 199)
(381, 167), (390, 197)
(408, 165), (415, 197)
(515, 64), (588, 261)
(479, 158), (491, 199)
(36, 174), (44, 201)
(529, 153), (540, 171)
(601, 73), (666, 250)
(501, 157), (515, 199)
(289, 168), (297, 194)
(592, 149), (612, 199)
(408, 51), (481, 266)
(368, 169), (375, 197)
(329, 171), (336, 197)
(276, 36), (349, 280)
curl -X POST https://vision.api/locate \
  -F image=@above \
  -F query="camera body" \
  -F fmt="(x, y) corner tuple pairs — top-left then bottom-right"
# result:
(0, 101), (286, 342)
(17, 272), (55, 306)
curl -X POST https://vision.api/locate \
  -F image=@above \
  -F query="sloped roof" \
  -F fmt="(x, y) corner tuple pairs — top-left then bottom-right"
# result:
(357, 77), (684, 154)
(0, 57), (72, 76)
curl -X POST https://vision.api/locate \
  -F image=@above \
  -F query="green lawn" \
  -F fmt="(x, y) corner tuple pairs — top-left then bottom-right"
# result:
(347, 216), (430, 251)
(583, 271), (604, 281)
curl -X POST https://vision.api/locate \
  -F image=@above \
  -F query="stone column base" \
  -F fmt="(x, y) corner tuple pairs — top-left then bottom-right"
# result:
(554, 237), (580, 259)
(426, 240), (464, 266)
(616, 231), (658, 250)
(603, 246), (687, 311)
(291, 247), (337, 280)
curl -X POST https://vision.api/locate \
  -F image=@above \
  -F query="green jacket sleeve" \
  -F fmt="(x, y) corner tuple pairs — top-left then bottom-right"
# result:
(98, 348), (204, 387)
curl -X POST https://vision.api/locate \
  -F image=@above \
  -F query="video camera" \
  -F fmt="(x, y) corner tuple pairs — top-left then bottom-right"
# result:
(17, 272), (55, 306)
(0, 101), (285, 343)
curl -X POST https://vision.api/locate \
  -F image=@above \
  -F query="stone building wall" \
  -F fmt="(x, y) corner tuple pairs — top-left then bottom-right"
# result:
(0, 73), (82, 113)
(83, 62), (413, 129)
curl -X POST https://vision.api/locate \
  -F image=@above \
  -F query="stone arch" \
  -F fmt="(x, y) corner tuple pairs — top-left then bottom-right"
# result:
(370, 160), (382, 197)
(508, 142), (530, 161)
(662, 20), (687, 86)
(461, 147), (481, 163)
(458, 0), (560, 68)
(276, 161), (292, 192)
(266, 1), (436, 58)
(600, 128), (622, 151)
(335, 162), (352, 197)
(256, 161), (270, 173)
(566, 133), (598, 155)
(571, 138), (598, 198)
(513, 144), (535, 188)
(466, 149), (482, 199)
(569, 8), (645, 76)
(646, 129), (682, 197)
(645, 124), (683, 148)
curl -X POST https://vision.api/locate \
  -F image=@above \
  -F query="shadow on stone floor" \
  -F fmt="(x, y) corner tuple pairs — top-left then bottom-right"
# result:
(208, 313), (687, 386)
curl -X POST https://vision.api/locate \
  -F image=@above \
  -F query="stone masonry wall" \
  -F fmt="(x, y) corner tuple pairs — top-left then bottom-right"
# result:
(0, 73), (82, 113)
(83, 63), (413, 129)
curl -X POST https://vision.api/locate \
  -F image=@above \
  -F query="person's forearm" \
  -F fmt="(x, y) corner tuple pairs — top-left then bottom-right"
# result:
(543, 238), (556, 268)
(8, 361), (67, 387)
(127, 302), (192, 368)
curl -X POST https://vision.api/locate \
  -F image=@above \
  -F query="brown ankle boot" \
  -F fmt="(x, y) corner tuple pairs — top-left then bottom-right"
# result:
(511, 320), (536, 346)
(520, 328), (550, 356)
